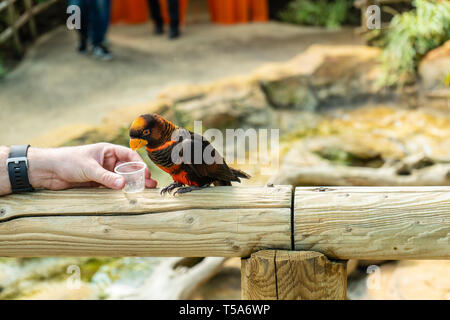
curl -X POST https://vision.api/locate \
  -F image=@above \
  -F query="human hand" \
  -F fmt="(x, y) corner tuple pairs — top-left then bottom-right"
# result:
(27, 143), (157, 191)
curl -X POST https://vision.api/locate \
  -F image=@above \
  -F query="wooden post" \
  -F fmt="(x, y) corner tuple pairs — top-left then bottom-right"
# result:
(241, 250), (347, 300)
(24, 0), (37, 39)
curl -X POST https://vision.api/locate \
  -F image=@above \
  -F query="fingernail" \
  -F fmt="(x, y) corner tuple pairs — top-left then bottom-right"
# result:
(114, 178), (124, 188)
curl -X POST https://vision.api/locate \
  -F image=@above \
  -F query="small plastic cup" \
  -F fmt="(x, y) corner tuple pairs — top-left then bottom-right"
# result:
(114, 161), (146, 193)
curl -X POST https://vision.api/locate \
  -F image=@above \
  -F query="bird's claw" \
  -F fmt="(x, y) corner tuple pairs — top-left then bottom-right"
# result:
(173, 185), (209, 196)
(160, 182), (184, 196)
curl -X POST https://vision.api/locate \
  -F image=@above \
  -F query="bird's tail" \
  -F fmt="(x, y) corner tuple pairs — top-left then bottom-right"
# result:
(230, 168), (251, 180)
(213, 169), (251, 186)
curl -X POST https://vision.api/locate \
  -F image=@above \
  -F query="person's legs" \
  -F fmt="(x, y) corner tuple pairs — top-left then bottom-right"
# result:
(74, 0), (89, 52)
(98, 0), (111, 45)
(90, 0), (112, 60)
(167, 0), (180, 39)
(90, 0), (109, 46)
(148, 0), (164, 34)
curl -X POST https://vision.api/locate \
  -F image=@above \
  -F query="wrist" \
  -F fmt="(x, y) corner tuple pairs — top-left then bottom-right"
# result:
(0, 146), (11, 195)
(28, 147), (58, 189)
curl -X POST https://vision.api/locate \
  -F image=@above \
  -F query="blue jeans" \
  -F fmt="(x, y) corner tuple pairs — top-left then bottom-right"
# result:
(70, 0), (111, 46)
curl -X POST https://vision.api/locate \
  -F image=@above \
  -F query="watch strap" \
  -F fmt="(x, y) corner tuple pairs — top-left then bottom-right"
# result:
(7, 145), (34, 193)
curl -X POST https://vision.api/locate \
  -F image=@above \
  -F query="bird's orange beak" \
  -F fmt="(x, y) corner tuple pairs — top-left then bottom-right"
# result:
(129, 138), (148, 151)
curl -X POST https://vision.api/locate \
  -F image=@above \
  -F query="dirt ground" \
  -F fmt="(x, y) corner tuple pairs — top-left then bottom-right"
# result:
(0, 21), (363, 145)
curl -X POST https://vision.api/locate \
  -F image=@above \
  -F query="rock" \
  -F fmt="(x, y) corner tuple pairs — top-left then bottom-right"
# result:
(348, 260), (450, 300)
(419, 40), (450, 91)
(173, 84), (270, 129)
(270, 105), (450, 187)
(260, 77), (318, 111)
(189, 258), (242, 300)
(0, 257), (94, 299)
(168, 45), (387, 130)
(24, 282), (95, 300)
(256, 45), (386, 110)
(418, 40), (450, 110)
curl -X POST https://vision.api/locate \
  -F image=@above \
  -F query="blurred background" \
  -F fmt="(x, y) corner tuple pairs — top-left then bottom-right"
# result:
(0, 0), (449, 300)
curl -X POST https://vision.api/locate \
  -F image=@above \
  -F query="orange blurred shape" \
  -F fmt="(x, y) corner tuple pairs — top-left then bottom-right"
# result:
(207, 0), (218, 22)
(208, 0), (267, 25)
(250, 0), (268, 22)
(111, 0), (189, 25)
(111, 0), (149, 24)
(236, 0), (250, 23)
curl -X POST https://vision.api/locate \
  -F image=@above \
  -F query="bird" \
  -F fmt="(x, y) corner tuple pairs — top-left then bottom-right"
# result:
(129, 114), (250, 195)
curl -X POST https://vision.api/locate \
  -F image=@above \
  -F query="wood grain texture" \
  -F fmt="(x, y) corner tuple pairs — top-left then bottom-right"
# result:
(241, 250), (347, 300)
(295, 187), (450, 260)
(0, 186), (292, 257)
(241, 251), (277, 299)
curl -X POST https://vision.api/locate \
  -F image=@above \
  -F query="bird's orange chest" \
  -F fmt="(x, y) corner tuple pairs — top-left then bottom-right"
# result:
(155, 163), (198, 187)
(145, 142), (198, 187)
(171, 170), (198, 187)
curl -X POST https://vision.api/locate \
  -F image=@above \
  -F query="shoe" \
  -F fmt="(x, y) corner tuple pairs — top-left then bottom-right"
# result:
(78, 40), (88, 54)
(169, 28), (180, 39)
(92, 45), (113, 61)
(154, 24), (163, 35)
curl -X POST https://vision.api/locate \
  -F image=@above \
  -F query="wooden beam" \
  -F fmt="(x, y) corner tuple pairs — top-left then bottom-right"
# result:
(241, 250), (347, 300)
(31, 0), (60, 16)
(6, 0), (22, 55)
(0, 28), (13, 44)
(24, 0), (37, 39)
(0, 1), (10, 12)
(2, 186), (449, 259)
(0, 0), (60, 45)
(295, 186), (450, 260)
(0, 186), (292, 257)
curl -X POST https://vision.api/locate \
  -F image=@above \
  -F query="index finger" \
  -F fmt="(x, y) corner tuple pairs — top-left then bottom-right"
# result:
(111, 144), (144, 163)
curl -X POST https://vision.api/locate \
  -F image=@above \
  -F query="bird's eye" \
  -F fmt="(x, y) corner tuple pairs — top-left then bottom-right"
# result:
(143, 129), (150, 136)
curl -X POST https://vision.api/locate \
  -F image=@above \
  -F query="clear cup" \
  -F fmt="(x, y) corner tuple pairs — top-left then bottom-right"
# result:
(114, 161), (146, 193)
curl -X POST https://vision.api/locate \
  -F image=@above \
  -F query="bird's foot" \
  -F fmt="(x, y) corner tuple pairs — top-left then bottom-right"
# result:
(160, 182), (184, 195)
(173, 185), (209, 196)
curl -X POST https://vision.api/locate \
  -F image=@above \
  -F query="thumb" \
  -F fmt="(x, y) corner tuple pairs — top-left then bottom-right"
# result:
(89, 165), (125, 190)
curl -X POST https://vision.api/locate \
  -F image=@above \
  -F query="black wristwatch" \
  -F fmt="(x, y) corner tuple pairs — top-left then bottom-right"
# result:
(6, 145), (34, 193)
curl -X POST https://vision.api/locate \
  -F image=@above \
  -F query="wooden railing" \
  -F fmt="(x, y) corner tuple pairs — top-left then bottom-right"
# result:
(0, 0), (61, 54)
(1, 185), (449, 299)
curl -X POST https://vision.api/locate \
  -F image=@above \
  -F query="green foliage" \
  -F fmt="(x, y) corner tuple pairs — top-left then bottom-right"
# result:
(378, 0), (450, 87)
(279, 0), (356, 28)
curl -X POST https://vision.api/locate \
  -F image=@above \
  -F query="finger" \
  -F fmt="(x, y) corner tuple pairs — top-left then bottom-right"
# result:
(146, 178), (158, 188)
(72, 182), (102, 188)
(87, 163), (125, 190)
(112, 145), (144, 163)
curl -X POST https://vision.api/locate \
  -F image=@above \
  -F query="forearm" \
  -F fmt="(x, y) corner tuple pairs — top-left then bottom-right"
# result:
(0, 143), (155, 195)
(0, 146), (11, 195)
(0, 147), (59, 196)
